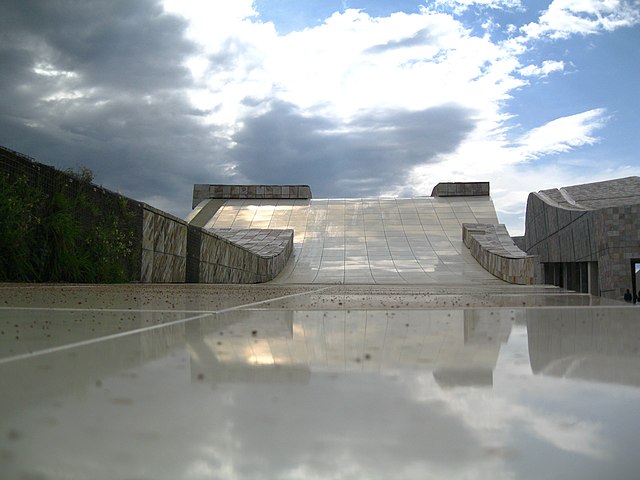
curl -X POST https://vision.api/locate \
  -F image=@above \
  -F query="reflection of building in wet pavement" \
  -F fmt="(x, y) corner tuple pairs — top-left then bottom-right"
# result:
(186, 308), (513, 387)
(527, 307), (640, 387)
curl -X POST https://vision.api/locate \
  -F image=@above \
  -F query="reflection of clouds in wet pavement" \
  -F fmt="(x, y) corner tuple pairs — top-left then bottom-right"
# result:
(216, 374), (482, 480)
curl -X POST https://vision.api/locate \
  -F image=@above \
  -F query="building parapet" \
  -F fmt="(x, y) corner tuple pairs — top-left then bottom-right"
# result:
(193, 184), (312, 208)
(431, 182), (489, 197)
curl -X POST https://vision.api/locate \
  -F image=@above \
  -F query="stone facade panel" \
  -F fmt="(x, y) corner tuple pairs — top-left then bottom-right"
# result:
(140, 206), (189, 283)
(558, 230), (575, 261)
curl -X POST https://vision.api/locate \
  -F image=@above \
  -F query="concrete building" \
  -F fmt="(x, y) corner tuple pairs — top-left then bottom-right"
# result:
(515, 176), (640, 301)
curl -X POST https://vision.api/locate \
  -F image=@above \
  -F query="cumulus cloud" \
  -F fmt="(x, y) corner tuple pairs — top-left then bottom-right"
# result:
(158, 6), (516, 123)
(431, 0), (524, 15)
(521, 0), (640, 40)
(365, 28), (438, 54)
(519, 60), (565, 77)
(408, 108), (608, 188)
(515, 108), (608, 159)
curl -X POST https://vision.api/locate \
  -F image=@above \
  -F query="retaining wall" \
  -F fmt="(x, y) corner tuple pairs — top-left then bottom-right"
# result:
(463, 223), (540, 285)
(189, 228), (293, 283)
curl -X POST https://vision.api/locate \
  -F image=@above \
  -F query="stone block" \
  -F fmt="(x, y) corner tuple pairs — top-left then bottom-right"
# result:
(548, 234), (561, 261)
(544, 204), (558, 234)
(172, 255), (186, 282)
(142, 209), (155, 251)
(557, 208), (572, 230)
(152, 253), (169, 283)
(165, 219), (187, 256)
(153, 214), (166, 253)
(141, 249), (153, 283)
(534, 213), (546, 245)
(558, 230), (575, 260)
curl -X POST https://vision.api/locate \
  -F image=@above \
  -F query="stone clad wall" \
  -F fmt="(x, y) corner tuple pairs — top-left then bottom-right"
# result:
(193, 184), (312, 208)
(195, 228), (293, 283)
(522, 193), (594, 263)
(463, 223), (540, 285)
(142, 211), (294, 284)
(591, 204), (640, 298)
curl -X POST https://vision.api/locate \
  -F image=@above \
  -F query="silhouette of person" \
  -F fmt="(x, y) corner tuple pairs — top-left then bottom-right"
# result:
(624, 289), (632, 302)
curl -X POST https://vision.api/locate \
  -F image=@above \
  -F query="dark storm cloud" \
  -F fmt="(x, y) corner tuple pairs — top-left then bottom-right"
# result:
(365, 28), (436, 54)
(1, 0), (193, 91)
(229, 101), (475, 197)
(0, 0), (227, 216)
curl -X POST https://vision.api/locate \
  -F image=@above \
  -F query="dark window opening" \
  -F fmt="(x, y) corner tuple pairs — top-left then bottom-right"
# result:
(542, 261), (598, 295)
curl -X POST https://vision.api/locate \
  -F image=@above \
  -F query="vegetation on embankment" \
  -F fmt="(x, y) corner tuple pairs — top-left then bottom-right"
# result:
(0, 165), (139, 283)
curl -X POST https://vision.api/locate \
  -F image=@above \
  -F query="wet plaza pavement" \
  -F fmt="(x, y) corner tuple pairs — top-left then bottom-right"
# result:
(1, 283), (639, 479)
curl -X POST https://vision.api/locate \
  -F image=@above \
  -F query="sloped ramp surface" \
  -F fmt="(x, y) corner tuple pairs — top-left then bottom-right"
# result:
(202, 197), (505, 285)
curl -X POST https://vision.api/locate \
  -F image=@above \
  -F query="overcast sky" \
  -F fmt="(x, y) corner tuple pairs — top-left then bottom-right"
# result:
(1, 0), (638, 234)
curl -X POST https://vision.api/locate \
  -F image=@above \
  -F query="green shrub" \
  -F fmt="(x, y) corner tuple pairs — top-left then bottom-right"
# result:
(0, 166), (137, 283)
(0, 174), (43, 281)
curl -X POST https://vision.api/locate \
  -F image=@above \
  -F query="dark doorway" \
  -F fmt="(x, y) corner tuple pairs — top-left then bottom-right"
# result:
(631, 259), (640, 304)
